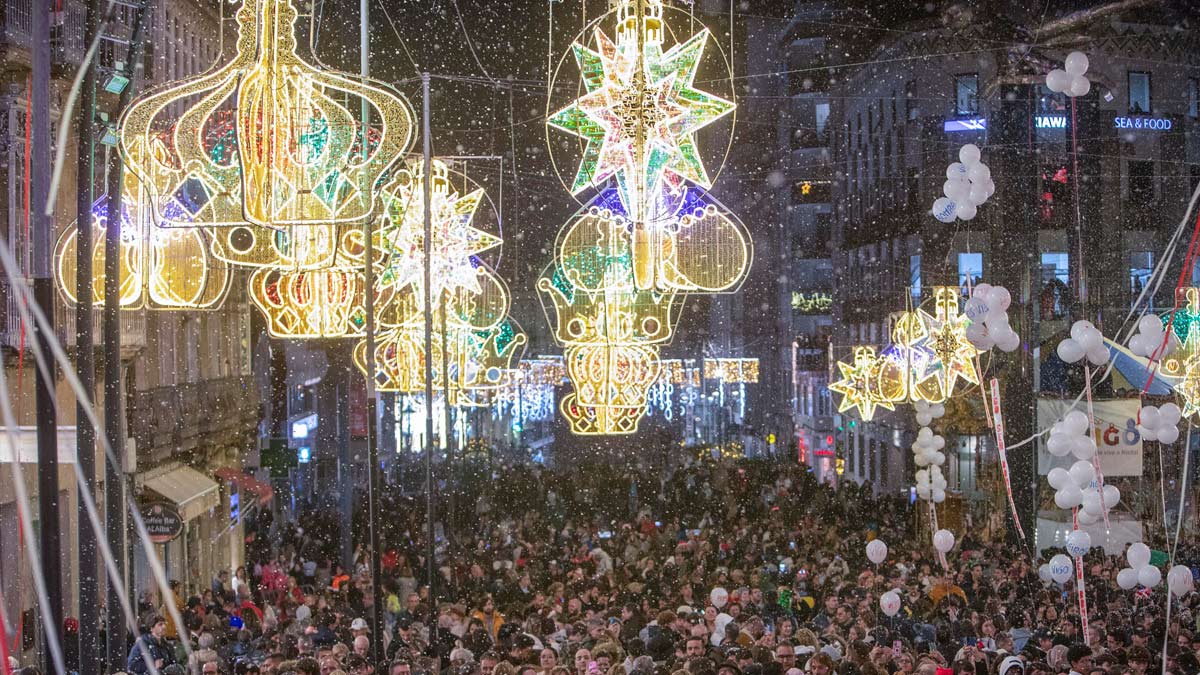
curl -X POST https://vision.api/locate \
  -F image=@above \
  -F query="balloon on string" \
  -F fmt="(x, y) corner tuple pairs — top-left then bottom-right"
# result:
(959, 144), (982, 165)
(1117, 567), (1139, 590)
(1069, 460), (1096, 488)
(1077, 509), (1099, 525)
(710, 587), (729, 608)
(1056, 338), (1085, 363)
(1068, 76), (1091, 98)
(879, 590), (902, 617)
(1167, 565), (1194, 596)
(1127, 542), (1152, 570)
(866, 539), (888, 565)
(956, 202), (977, 221)
(1054, 484), (1083, 509)
(932, 197), (958, 223)
(1102, 484), (1121, 508)
(932, 529), (955, 554)
(1038, 564), (1053, 582)
(1064, 51), (1090, 76)
(1046, 68), (1071, 93)
(1066, 530), (1091, 557)
(1049, 554), (1074, 584)
(946, 163), (969, 180)
(1047, 467), (1071, 490)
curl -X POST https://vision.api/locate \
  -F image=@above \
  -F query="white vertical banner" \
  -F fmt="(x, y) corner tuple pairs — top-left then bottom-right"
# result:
(1036, 398), (1143, 476)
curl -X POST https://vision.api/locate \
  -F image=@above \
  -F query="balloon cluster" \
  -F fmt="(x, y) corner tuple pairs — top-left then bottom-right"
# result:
(1128, 314), (1180, 360)
(913, 400), (945, 427)
(1046, 51), (1091, 98)
(1046, 410), (1097, 461)
(963, 284), (1019, 352)
(865, 539), (888, 564)
(1049, 459), (1120, 525)
(1056, 320), (1109, 366)
(1137, 403), (1182, 445)
(1116, 543), (1161, 589)
(1043, 553), (1074, 584)
(932, 529), (955, 554)
(932, 144), (994, 223)
(913, 427), (947, 503)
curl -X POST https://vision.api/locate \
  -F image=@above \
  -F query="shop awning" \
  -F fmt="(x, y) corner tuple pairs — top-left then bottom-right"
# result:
(143, 466), (219, 522)
(214, 467), (274, 505)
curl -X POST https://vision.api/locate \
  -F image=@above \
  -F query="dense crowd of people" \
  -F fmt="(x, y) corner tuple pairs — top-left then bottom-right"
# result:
(27, 457), (1200, 675)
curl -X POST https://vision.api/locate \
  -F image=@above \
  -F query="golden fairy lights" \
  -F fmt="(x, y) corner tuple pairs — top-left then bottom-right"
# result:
(541, 0), (750, 435)
(828, 287), (982, 422)
(1159, 287), (1200, 419)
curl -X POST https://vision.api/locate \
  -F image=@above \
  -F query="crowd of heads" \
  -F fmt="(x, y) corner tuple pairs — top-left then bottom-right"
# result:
(71, 458), (1200, 675)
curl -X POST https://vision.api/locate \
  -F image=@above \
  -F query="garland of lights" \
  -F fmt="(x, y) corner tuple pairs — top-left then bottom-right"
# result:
(541, 0), (749, 434)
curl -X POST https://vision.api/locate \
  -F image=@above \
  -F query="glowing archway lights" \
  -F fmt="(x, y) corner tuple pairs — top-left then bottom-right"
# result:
(118, 0), (415, 231)
(542, 0), (749, 435)
(828, 287), (982, 421)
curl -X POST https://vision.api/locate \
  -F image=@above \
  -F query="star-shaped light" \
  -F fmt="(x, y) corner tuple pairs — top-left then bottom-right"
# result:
(912, 287), (981, 401)
(830, 346), (892, 421)
(548, 1), (734, 221)
(382, 161), (499, 300)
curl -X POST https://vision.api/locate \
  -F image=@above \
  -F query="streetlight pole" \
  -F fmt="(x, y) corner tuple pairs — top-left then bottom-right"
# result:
(421, 72), (438, 628)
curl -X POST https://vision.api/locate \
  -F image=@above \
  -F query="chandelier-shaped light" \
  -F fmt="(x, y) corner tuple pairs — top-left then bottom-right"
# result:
(828, 287), (982, 421)
(118, 0), (415, 231)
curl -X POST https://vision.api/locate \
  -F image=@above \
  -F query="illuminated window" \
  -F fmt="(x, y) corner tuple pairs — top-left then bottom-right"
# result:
(1041, 252), (1069, 319)
(1130, 251), (1154, 309)
(957, 252), (983, 291)
(954, 74), (979, 116)
(1128, 71), (1151, 113)
(910, 254), (921, 301)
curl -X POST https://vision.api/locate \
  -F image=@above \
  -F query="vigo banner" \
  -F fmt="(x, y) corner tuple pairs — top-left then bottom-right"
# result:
(1037, 398), (1143, 476)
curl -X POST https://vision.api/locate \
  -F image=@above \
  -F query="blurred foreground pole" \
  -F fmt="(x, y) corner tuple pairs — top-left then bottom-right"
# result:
(421, 73), (438, 632)
(31, 0), (63, 669)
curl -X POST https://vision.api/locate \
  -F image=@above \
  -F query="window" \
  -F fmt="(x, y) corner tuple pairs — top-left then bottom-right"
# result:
(1130, 251), (1154, 309)
(1041, 252), (1069, 319)
(957, 252), (983, 292)
(1128, 71), (1151, 113)
(909, 254), (922, 301)
(905, 80), (917, 120)
(815, 102), (830, 136)
(1129, 160), (1154, 205)
(955, 74), (979, 116)
(1190, 78), (1199, 118)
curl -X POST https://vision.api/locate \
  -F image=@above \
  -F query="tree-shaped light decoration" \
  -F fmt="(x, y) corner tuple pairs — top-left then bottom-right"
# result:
(1159, 287), (1200, 419)
(118, 0), (415, 232)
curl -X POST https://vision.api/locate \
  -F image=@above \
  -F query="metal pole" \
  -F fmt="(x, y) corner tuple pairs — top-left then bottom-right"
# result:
(104, 3), (149, 667)
(76, 0), (101, 671)
(421, 72), (438, 625)
(358, 0), (383, 660)
(439, 292), (452, 531)
(31, 0), (62, 668)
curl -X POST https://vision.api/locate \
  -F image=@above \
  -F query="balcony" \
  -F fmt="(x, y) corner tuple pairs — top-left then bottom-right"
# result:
(0, 278), (146, 355)
(132, 376), (260, 466)
(1, 0), (88, 70)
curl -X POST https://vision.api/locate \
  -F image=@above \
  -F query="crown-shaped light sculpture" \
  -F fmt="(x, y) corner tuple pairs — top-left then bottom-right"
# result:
(55, 197), (231, 310)
(829, 287), (982, 421)
(1158, 287), (1200, 418)
(118, 0), (415, 231)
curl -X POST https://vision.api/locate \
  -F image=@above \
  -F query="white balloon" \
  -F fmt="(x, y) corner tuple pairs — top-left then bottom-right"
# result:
(1055, 485), (1083, 509)
(1068, 75), (1091, 98)
(968, 162), (991, 184)
(1117, 567), (1139, 590)
(971, 283), (992, 299)
(1066, 530), (1092, 557)
(944, 178), (971, 202)
(1160, 403), (1182, 426)
(956, 202), (977, 221)
(1038, 564), (1053, 582)
(932, 197), (957, 223)
(997, 330), (1020, 353)
(986, 286), (1011, 311)
(933, 451), (946, 466)
(1127, 542), (1152, 569)
(1071, 436), (1097, 461)
(932, 435), (946, 450)
(1081, 489), (1103, 516)
(1046, 68), (1071, 93)
(1064, 51), (1090, 76)
(1138, 314), (1164, 336)
(915, 469), (930, 485)
(918, 426), (933, 442)
(931, 489), (946, 504)
(967, 181), (990, 206)
(1102, 484), (1121, 508)
(1129, 333), (1148, 357)
(1047, 434), (1073, 457)
(946, 162), (969, 180)
(1168, 565), (1194, 596)
(984, 178), (996, 197)
(916, 412), (933, 426)
(1064, 410), (1090, 435)
(932, 529), (955, 553)
(866, 539), (889, 565)
(1057, 338), (1085, 363)
(1070, 320), (1097, 343)
(958, 144), (982, 166)
(1070, 460), (1097, 488)
(1049, 554), (1074, 584)
(1140, 406), (1161, 428)
(1138, 565), (1162, 588)
(1086, 343), (1110, 365)
(1047, 467), (1071, 490)
(1158, 424), (1180, 445)
(710, 586), (729, 608)
(931, 404), (945, 418)
(1138, 424), (1158, 442)
(916, 485), (931, 500)
(879, 590), (901, 617)
(1077, 509), (1099, 525)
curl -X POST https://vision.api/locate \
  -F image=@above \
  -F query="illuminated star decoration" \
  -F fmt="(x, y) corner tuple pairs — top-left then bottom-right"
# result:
(829, 346), (893, 421)
(381, 161), (499, 301)
(913, 287), (981, 401)
(548, 0), (734, 221)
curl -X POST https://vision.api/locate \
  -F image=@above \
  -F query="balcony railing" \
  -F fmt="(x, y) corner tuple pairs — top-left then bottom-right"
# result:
(2, 0), (88, 67)
(132, 376), (259, 466)
(0, 278), (147, 353)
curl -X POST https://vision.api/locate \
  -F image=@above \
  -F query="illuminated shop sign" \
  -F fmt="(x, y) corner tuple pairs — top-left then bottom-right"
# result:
(1114, 116), (1172, 130)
